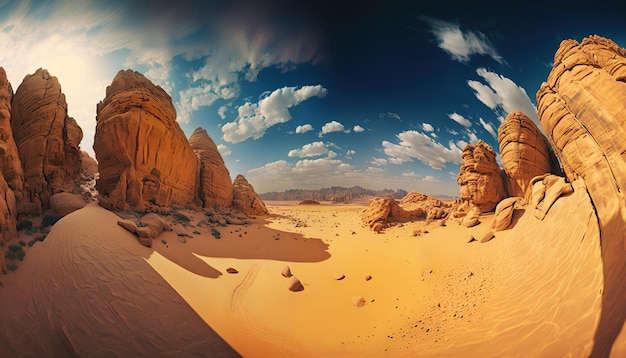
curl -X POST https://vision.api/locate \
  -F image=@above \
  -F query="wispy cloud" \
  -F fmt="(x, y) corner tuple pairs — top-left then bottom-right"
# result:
(421, 16), (504, 64)
(448, 112), (472, 128)
(479, 117), (497, 139)
(382, 130), (463, 169)
(379, 112), (402, 121)
(468, 68), (539, 126)
(222, 85), (327, 143)
(217, 143), (232, 156)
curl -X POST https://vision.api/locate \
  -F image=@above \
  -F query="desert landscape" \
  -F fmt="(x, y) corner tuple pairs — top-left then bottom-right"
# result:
(0, 33), (625, 358)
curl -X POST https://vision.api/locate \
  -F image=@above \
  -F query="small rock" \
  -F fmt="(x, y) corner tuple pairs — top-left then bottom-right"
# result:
(479, 231), (495, 243)
(466, 235), (476, 243)
(332, 272), (345, 280)
(281, 266), (292, 278)
(118, 219), (138, 234)
(226, 267), (239, 274)
(364, 274), (372, 281)
(372, 222), (384, 233)
(352, 296), (366, 307)
(138, 237), (152, 248)
(288, 276), (303, 292)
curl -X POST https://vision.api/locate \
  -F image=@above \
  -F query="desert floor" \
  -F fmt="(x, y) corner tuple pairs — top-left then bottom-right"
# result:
(1, 187), (625, 357)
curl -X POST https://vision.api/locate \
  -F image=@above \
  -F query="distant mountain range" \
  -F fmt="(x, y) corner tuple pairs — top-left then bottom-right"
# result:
(259, 186), (409, 202)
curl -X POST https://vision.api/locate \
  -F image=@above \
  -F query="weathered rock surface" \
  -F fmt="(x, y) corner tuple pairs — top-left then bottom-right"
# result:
(189, 128), (233, 210)
(11, 68), (83, 215)
(232, 174), (268, 216)
(492, 197), (522, 232)
(361, 192), (451, 231)
(287, 276), (303, 292)
(498, 111), (561, 197)
(137, 213), (172, 239)
(457, 140), (506, 213)
(94, 70), (198, 212)
(49, 192), (87, 216)
(537, 35), (626, 356)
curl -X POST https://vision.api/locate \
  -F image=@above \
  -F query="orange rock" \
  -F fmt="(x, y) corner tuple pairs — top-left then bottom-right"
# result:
(457, 140), (506, 213)
(498, 111), (560, 197)
(189, 128), (233, 209)
(232, 174), (268, 216)
(11, 68), (82, 215)
(94, 70), (198, 211)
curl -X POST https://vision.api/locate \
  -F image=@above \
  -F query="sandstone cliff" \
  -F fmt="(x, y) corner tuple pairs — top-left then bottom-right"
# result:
(189, 127), (233, 209)
(498, 111), (561, 197)
(232, 174), (268, 216)
(456, 140), (506, 213)
(11, 68), (83, 215)
(537, 34), (626, 357)
(94, 70), (199, 212)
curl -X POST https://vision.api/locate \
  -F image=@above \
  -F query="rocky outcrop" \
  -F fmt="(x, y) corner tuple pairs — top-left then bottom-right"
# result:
(0, 68), (20, 269)
(259, 186), (407, 202)
(361, 192), (451, 231)
(94, 70), (198, 212)
(457, 140), (506, 213)
(232, 174), (268, 216)
(11, 68), (83, 216)
(189, 128), (233, 209)
(498, 111), (561, 197)
(536, 35), (626, 357)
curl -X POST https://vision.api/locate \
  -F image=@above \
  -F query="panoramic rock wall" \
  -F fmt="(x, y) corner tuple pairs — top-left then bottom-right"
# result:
(94, 70), (199, 211)
(498, 111), (561, 197)
(232, 174), (268, 216)
(537, 34), (626, 357)
(457, 140), (506, 213)
(11, 68), (83, 215)
(189, 128), (233, 209)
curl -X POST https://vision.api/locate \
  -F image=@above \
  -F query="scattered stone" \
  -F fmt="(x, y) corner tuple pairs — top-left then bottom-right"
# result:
(138, 237), (152, 248)
(287, 276), (303, 292)
(479, 231), (495, 243)
(364, 274), (372, 281)
(372, 222), (384, 233)
(352, 296), (366, 307)
(332, 272), (345, 280)
(281, 266), (292, 278)
(117, 219), (138, 234)
(226, 267), (239, 274)
(466, 235), (476, 243)
(211, 227), (221, 239)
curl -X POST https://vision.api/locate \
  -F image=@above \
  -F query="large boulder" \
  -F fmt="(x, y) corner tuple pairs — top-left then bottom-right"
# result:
(231, 174), (268, 216)
(11, 68), (82, 215)
(457, 140), (506, 213)
(188, 128), (233, 209)
(537, 35), (626, 356)
(94, 70), (199, 211)
(498, 111), (561, 197)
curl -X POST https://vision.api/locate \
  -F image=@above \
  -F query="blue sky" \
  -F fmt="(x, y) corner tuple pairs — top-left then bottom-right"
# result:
(0, 0), (624, 195)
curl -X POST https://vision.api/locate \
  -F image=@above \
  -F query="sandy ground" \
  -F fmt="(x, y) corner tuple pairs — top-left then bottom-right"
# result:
(1, 183), (625, 357)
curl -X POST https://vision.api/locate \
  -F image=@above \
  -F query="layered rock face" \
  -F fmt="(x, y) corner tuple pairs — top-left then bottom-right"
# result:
(232, 174), (268, 216)
(498, 111), (561, 197)
(189, 128), (233, 209)
(94, 70), (199, 211)
(457, 140), (506, 213)
(11, 68), (83, 215)
(537, 35), (626, 357)
(361, 192), (451, 231)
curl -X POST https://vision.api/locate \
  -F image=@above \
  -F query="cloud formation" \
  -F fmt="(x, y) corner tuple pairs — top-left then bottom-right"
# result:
(421, 17), (504, 64)
(468, 68), (539, 126)
(353, 125), (365, 133)
(448, 112), (472, 128)
(222, 85), (327, 143)
(320, 120), (347, 135)
(422, 123), (435, 132)
(295, 124), (314, 134)
(217, 143), (232, 156)
(288, 141), (331, 158)
(382, 130), (463, 169)
(479, 117), (498, 139)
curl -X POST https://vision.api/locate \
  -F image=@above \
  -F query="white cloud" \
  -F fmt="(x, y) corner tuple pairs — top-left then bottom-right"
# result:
(346, 149), (356, 155)
(382, 130), (463, 169)
(288, 141), (330, 158)
(421, 17), (504, 64)
(222, 85), (327, 143)
(217, 105), (228, 119)
(447, 128), (459, 136)
(466, 130), (479, 144)
(479, 117), (498, 139)
(320, 120), (346, 135)
(422, 175), (440, 183)
(353, 125), (365, 133)
(422, 123), (435, 132)
(403, 171), (417, 177)
(295, 124), (314, 134)
(448, 112), (472, 128)
(430, 132), (438, 139)
(468, 68), (540, 128)
(217, 144), (232, 156)
(371, 158), (388, 166)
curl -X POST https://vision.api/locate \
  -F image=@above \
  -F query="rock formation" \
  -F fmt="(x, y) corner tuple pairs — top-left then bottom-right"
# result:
(259, 186), (407, 202)
(94, 70), (199, 212)
(457, 140), (506, 213)
(361, 192), (451, 231)
(0, 67), (20, 271)
(498, 111), (561, 197)
(189, 127), (233, 209)
(11, 68), (83, 215)
(537, 34), (626, 357)
(232, 174), (268, 216)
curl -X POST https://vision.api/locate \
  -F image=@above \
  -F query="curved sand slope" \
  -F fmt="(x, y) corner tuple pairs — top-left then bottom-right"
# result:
(0, 203), (239, 357)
